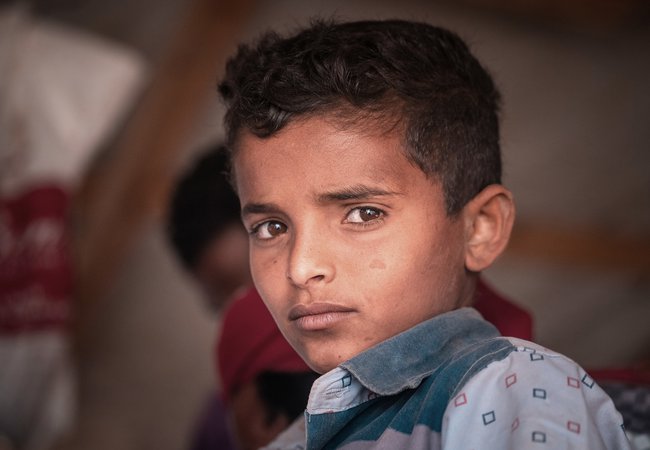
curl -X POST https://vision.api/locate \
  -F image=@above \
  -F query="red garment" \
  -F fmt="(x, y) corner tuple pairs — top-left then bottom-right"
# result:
(474, 278), (534, 341)
(216, 287), (311, 404)
(0, 185), (72, 334)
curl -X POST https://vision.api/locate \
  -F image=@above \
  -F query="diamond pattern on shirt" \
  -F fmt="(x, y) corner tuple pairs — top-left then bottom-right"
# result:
(511, 418), (520, 431)
(441, 338), (631, 449)
(533, 388), (547, 399)
(454, 393), (467, 407)
(530, 352), (544, 362)
(482, 411), (496, 425)
(567, 376), (581, 388)
(532, 431), (547, 443)
(582, 374), (595, 389)
(568, 421), (581, 434)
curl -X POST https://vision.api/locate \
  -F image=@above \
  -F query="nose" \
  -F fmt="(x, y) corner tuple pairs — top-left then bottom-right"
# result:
(286, 228), (335, 288)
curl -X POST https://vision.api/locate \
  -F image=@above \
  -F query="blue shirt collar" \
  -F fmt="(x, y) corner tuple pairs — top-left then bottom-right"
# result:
(339, 307), (500, 396)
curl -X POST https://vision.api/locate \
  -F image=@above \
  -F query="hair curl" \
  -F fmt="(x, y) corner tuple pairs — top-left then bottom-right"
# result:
(219, 19), (502, 214)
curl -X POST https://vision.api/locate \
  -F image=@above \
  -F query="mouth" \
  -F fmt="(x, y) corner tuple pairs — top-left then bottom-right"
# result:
(288, 302), (356, 331)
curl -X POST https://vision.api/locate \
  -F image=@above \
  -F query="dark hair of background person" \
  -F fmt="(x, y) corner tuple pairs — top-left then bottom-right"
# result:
(219, 19), (502, 215)
(256, 371), (320, 425)
(167, 145), (241, 271)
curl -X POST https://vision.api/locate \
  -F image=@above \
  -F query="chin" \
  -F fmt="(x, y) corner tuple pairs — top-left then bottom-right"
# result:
(296, 348), (331, 374)
(306, 350), (352, 374)
(302, 356), (332, 375)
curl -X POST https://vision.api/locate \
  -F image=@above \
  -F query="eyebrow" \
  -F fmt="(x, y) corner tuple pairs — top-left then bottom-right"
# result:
(241, 185), (401, 219)
(241, 202), (282, 218)
(316, 184), (402, 203)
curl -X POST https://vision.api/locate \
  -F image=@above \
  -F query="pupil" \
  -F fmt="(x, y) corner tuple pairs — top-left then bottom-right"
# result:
(360, 208), (378, 221)
(270, 222), (285, 235)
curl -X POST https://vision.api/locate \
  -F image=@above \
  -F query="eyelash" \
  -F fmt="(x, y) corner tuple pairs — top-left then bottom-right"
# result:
(343, 206), (386, 227)
(249, 220), (287, 240)
(248, 206), (386, 241)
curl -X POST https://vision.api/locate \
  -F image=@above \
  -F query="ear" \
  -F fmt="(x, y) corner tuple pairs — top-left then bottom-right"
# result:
(463, 184), (515, 272)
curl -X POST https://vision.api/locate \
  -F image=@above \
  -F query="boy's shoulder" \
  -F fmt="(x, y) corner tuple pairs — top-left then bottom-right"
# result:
(444, 337), (630, 448)
(300, 309), (631, 449)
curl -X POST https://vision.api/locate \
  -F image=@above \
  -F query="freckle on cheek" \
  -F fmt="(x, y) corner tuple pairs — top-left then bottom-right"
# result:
(369, 259), (386, 270)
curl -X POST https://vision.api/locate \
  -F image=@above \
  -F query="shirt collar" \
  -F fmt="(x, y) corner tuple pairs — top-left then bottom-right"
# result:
(339, 307), (501, 396)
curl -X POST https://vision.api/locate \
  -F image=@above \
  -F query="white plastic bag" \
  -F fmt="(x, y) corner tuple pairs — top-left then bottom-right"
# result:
(0, 5), (145, 449)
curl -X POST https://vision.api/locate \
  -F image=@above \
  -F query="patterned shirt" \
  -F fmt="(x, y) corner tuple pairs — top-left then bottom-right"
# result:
(263, 308), (631, 450)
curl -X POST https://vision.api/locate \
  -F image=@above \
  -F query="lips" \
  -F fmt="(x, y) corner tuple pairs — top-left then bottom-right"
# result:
(288, 302), (356, 331)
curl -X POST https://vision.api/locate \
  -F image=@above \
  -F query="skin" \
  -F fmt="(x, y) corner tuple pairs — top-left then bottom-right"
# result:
(234, 116), (514, 374)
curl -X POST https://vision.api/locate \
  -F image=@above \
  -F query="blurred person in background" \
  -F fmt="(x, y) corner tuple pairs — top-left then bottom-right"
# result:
(217, 288), (318, 450)
(168, 147), (250, 311)
(167, 144), (317, 450)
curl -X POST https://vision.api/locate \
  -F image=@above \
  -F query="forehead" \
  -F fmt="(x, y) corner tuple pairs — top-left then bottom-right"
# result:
(233, 117), (428, 202)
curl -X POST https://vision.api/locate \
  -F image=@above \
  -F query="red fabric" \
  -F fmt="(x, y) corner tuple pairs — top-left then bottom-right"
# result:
(474, 280), (650, 388)
(474, 278), (534, 341)
(588, 366), (650, 385)
(217, 287), (310, 404)
(0, 185), (72, 333)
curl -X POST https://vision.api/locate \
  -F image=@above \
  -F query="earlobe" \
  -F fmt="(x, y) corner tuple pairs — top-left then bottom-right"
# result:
(463, 184), (515, 272)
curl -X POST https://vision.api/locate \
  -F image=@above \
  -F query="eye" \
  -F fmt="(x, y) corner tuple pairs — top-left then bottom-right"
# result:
(344, 206), (384, 224)
(252, 220), (288, 240)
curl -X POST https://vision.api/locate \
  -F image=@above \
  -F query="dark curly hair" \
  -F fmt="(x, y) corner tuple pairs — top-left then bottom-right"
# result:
(167, 145), (241, 271)
(219, 19), (502, 215)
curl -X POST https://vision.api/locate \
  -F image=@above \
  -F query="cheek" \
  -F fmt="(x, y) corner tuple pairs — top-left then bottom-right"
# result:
(377, 234), (447, 299)
(250, 250), (279, 288)
(250, 254), (287, 317)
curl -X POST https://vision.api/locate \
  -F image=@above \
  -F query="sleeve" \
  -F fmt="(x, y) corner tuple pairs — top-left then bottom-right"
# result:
(440, 341), (633, 450)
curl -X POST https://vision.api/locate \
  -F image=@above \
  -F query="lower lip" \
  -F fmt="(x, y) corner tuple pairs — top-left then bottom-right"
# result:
(293, 311), (354, 331)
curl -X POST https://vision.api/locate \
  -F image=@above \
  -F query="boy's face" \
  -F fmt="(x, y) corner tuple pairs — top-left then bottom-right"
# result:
(234, 117), (471, 373)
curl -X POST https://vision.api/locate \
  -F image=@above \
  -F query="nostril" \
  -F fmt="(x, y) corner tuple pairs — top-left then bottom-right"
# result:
(286, 271), (327, 286)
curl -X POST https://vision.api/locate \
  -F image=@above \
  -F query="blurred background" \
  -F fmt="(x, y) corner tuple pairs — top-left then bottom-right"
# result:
(1, 0), (648, 449)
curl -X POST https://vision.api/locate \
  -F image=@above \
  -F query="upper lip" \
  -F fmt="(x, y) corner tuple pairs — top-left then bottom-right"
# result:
(288, 302), (356, 321)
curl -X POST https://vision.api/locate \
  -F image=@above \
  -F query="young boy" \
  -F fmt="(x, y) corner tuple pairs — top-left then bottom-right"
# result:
(218, 20), (632, 449)
(169, 144), (534, 450)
